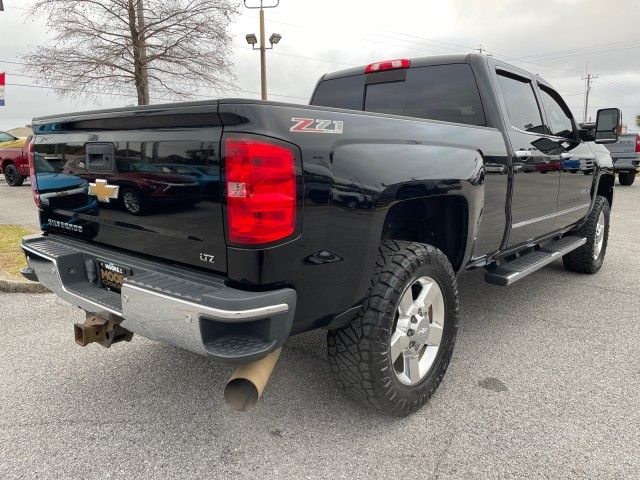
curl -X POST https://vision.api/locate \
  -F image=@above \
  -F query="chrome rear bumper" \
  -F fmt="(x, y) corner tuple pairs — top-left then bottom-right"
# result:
(22, 234), (296, 362)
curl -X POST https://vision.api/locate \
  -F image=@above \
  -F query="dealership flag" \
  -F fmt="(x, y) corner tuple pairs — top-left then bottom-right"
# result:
(0, 73), (5, 106)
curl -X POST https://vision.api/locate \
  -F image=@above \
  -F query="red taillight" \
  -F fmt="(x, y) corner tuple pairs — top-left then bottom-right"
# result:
(635, 135), (640, 153)
(27, 140), (41, 208)
(365, 59), (411, 74)
(224, 138), (297, 245)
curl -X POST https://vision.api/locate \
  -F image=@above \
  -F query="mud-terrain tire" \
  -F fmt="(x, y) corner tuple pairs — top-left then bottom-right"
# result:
(563, 196), (610, 274)
(618, 172), (636, 186)
(4, 164), (25, 186)
(327, 240), (459, 416)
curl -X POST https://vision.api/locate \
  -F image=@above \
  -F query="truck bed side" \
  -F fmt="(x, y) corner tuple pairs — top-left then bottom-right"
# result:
(218, 100), (508, 331)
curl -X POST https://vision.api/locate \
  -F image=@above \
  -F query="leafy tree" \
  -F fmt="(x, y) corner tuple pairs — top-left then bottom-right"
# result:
(22, 0), (239, 105)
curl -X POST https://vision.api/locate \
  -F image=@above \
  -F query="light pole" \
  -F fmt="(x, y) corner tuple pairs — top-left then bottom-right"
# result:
(244, 0), (281, 100)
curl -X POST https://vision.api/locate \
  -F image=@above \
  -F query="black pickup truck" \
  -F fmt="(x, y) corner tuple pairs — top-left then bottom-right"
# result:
(22, 54), (620, 416)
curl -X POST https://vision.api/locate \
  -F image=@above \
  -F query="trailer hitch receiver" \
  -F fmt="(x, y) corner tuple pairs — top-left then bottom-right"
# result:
(74, 314), (133, 348)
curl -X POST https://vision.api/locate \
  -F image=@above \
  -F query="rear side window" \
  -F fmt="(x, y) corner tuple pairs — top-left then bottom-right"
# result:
(497, 72), (544, 134)
(312, 64), (486, 127)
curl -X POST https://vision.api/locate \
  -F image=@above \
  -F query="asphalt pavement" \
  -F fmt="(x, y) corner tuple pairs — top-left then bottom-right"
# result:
(0, 178), (39, 230)
(1, 182), (639, 479)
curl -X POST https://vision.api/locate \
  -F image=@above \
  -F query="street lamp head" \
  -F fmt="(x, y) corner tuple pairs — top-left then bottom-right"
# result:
(269, 33), (282, 45)
(245, 33), (258, 46)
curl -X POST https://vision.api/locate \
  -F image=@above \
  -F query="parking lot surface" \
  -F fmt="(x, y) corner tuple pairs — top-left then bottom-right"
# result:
(0, 179), (39, 230)
(1, 183), (639, 479)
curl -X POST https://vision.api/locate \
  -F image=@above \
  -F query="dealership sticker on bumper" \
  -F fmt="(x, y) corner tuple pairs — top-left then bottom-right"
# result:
(97, 260), (132, 293)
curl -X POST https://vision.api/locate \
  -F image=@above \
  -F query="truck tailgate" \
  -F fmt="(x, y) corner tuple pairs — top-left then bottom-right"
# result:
(606, 133), (638, 159)
(31, 111), (227, 273)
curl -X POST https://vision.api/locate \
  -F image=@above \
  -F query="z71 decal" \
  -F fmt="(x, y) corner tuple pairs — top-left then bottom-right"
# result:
(290, 117), (343, 134)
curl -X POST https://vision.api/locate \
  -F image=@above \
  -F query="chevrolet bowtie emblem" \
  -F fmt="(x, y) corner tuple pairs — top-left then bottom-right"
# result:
(89, 179), (119, 203)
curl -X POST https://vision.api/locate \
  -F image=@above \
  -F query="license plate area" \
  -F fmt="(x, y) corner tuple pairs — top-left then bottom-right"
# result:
(97, 260), (132, 293)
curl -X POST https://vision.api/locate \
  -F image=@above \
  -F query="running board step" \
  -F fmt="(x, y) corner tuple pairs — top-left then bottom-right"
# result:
(485, 236), (586, 286)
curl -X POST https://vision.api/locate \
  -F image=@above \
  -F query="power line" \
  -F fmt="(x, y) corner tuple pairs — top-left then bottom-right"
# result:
(5, 79), (309, 102)
(507, 39), (640, 62)
(4, 69), (309, 100)
(239, 11), (470, 57)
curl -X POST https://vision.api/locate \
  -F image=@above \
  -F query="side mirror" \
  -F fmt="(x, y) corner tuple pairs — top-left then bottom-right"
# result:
(594, 108), (620, 144)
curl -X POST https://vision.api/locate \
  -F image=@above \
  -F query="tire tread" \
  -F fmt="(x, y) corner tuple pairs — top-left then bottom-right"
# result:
(327, 240), (458, 416)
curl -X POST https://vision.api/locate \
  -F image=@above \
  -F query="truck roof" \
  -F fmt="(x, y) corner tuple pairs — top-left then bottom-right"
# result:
(322, 53), (473, 80)
(321, 53), (553, 88)
(33, 53), (555, 130)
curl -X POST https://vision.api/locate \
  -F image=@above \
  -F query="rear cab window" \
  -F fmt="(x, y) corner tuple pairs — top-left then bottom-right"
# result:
(311, 63), (486, 127)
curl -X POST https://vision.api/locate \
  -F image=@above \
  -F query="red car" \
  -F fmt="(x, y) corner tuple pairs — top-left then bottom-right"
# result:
(0, 132), (32, 186)
(64, 156), (202, 215)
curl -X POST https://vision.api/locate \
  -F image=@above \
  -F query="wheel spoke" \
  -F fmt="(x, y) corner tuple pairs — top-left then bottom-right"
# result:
(417, 281), (439, 309)
(390, 331), (407, 362)
(398, 288), (414, 316)
(404, 354), (422, 384)
(426, 323), (443, 347)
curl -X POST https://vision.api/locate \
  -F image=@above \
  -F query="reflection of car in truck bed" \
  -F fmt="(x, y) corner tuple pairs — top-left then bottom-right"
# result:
(22, 54), (619, 416)
(0, 131), (31, 186)
(63, 155), (202, 215)
(34, 154), (98, 214)
(156, 163), (220, 198)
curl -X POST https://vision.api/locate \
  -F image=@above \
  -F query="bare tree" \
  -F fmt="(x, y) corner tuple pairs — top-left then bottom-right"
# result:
(22, 0), (239, 105)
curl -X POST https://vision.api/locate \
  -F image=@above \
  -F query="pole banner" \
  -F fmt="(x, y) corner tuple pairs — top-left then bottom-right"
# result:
(0, 73), (5, 106)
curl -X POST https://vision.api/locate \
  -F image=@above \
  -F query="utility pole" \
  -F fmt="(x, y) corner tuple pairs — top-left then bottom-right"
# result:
(474, 43), (492, 57)
(259, 7), (266, 100)
(244, 1), (281, 100)
(582, 72), (598, 123)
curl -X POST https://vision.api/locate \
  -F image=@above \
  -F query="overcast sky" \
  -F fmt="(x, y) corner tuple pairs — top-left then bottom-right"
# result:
(1, 0), (639, 131)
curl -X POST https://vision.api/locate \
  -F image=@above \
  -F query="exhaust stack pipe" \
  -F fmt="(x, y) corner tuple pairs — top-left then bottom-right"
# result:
(224, 348), (282, 412)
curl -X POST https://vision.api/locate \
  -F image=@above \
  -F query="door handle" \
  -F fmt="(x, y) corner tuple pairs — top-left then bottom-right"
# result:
(560, 152), (573, 159)
(515, 149), (532, 159)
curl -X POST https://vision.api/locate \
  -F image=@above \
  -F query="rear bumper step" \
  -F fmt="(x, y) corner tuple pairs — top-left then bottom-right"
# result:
(21, 234), (296, 362)
(485, 235), (586, 286)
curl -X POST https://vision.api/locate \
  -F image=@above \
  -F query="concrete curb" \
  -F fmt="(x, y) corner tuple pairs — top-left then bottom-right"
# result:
(0, 271), (50, 294)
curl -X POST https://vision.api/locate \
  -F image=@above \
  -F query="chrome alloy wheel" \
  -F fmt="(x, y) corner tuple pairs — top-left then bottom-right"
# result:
(391, 276), (445, 386)
(593, 210), (605, 260)
(123, 191), (141, 214)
